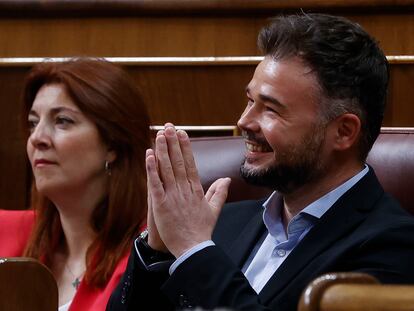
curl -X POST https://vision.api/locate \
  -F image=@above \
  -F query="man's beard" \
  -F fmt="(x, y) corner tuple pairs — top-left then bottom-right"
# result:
(240, 123), (327, 194)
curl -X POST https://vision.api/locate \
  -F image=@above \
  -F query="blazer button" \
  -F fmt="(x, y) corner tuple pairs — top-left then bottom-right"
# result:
(178, 294), (193, 308)
(121, 274), (131, 304)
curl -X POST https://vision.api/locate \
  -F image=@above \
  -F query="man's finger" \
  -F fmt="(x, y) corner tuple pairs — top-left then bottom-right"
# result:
(146, 148), (166, 202)
(206, 178), (231, 217)
(164, 125), (189, 190)
(155, 134), (176, 188)
(177, 129), (203, 197)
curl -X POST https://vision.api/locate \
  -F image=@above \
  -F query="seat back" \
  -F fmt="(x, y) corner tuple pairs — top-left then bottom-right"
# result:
(192, 136), (271, 203)
(191, 127), (414, 214)
(298, 272), (414, 311)
(0, 257), (58, 311)
(366, 127), (414, 214)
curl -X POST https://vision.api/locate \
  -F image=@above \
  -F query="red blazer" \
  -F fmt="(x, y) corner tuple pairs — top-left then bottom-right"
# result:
(0, 210), (129, 311)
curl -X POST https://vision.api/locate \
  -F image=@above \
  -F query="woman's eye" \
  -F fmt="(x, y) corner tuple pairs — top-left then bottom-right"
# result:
(56, 116), (74, 126)
(27, 119), (38, 132)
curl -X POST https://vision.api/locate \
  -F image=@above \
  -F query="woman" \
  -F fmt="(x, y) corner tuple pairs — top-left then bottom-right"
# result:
(0, 58), (151, 310)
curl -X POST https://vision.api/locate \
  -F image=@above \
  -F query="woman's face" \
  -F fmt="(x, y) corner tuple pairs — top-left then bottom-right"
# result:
(27, 83), (115, 199)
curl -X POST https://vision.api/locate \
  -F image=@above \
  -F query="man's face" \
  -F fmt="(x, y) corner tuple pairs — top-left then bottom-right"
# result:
(237, 56), (328, 194)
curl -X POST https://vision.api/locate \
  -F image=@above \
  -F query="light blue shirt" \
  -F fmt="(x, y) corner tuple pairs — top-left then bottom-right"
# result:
(162, 166), (368, 281)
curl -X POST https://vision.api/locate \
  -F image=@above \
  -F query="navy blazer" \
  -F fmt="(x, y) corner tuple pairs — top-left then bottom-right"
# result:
(107, 168), (414, 311)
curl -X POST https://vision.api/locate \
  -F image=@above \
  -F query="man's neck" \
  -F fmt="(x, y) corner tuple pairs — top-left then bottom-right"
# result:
(282, 162), (364, 224)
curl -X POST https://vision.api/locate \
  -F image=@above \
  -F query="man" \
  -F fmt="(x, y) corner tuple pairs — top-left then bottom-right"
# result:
(107, 14), (414, 311)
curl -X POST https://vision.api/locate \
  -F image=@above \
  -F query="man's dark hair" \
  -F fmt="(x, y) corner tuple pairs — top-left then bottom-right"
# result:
(258, 13), (389, 161)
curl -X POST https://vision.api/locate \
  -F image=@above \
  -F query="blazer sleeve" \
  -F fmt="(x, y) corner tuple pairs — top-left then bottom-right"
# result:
(162, 245), (272, 311)
(107, 243), (270, 311)
(106, 242), (175, 311)
(0, 210), (34, 257)
(342, 222), (414, 284)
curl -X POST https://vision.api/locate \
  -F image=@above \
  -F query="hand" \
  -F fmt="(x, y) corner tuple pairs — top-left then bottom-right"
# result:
(146, 124), (231, 258)
(145, 148), (168, 252)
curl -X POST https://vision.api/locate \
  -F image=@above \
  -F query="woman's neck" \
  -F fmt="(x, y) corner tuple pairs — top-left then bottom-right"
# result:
(48, 180), (107, 306)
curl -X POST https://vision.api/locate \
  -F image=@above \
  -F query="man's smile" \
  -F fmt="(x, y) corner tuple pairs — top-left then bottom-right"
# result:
(245, 141), (273, 153)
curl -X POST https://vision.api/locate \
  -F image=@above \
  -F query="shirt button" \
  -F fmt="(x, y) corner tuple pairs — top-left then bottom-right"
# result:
(276, 249), (286, 257)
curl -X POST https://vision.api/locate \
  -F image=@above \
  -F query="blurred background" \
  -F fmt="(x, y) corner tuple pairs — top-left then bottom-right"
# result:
(0, 0), (413, 210)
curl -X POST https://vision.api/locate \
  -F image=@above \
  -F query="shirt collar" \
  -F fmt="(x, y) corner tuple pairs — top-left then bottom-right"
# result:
(262, 164), (369, 236)
(300, 164), (369, 219)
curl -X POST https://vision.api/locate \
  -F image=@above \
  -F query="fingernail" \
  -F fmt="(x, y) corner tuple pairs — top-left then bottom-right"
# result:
(177, 130), (188, 139)
(156, 134), (166, 143)
(224, 177), (232, 184)
(165, 126), (176, 137)
(146, 155), (155, 169)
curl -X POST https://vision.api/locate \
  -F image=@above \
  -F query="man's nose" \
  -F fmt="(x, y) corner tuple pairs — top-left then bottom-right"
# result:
(237, 104), (260, 133)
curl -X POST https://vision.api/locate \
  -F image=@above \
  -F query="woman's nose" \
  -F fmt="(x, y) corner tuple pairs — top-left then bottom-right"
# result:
(29, 122), (52, 149)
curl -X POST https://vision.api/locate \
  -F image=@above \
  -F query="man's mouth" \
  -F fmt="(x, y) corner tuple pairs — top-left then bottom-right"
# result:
(242, 131), (273, 153)
(245, 142), (273, 153)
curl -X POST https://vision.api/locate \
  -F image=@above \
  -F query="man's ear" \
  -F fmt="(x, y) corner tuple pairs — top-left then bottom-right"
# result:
(331, 113), (361, 151)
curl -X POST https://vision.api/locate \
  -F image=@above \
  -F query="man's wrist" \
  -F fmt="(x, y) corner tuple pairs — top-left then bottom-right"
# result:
(135, 230), (175, 270)
(169, 240), (215, 275)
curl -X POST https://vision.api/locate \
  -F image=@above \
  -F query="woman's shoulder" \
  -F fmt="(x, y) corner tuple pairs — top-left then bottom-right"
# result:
(0, 209), (34, 220)
(0, 209), (35, 257)
(0, 209), (35, 230)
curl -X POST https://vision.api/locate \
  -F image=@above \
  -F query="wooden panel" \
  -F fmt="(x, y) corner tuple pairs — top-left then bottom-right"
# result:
(0, 67), (30, 211)
(346, 13), (414, 55)
(0, 13), (413, 57)
(385, 63), (414, 126)
(129, 64), (253, 125)
(0, 17), (262, 57)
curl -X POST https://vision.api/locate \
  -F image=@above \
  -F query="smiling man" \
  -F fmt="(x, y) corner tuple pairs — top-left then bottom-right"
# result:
(240, 57), (329, 196)
(108, 14), (414, 311)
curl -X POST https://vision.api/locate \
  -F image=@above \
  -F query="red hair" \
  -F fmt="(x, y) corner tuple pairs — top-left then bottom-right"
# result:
(22, 58), (150, 287)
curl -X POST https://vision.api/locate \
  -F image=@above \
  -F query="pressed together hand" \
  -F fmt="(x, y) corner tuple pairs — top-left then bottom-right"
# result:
(145, 124), (231, 258)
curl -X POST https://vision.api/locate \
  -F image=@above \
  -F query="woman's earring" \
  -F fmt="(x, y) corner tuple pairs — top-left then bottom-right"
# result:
(105, 160), (112, 176)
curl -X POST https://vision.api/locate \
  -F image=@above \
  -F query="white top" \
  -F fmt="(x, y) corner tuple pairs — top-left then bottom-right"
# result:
(58, 300), (72, 311)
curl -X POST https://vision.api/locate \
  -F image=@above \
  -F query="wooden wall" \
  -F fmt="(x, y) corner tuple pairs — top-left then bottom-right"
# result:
(1, 1), (414, 57)
(0, 0), (413, 210)
(1, 14), (414, 57)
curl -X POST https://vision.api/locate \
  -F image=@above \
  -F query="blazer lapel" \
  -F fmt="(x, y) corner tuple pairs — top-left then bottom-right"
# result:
(228, 205), (266, 267)
(259, 169), (384, 304)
